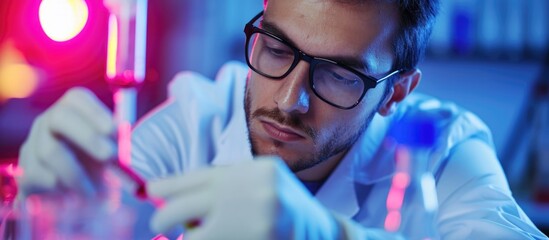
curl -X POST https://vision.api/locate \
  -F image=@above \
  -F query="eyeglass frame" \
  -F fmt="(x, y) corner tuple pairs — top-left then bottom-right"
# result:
(244, 11), (402, 110)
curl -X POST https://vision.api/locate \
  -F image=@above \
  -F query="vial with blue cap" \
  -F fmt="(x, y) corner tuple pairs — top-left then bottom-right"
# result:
(384, 113), (440, 240)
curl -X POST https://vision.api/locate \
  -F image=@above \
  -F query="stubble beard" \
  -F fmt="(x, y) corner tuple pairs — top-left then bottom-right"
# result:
(243, 80), (375, 173)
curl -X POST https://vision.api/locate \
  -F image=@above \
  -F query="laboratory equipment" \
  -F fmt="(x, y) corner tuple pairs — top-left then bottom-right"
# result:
(104, 0), (147, 163)
(385, 114), (440, 240)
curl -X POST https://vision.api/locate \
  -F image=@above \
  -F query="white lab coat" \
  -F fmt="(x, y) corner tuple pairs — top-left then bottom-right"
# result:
(131, 61), (547, 239)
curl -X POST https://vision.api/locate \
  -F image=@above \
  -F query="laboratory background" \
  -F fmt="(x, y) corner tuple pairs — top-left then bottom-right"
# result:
(0, 0), (548, 235)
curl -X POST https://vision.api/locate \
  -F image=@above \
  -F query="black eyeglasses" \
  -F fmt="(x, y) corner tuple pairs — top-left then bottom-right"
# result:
(244, 11), (401, 110)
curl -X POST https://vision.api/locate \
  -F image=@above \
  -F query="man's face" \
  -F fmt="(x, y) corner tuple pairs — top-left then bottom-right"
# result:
(245, 0), (400, 173)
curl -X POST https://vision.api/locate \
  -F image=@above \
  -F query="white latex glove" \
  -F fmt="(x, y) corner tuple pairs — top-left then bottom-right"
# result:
(17, 87), (117, 199)
(148, 156), (403, 240)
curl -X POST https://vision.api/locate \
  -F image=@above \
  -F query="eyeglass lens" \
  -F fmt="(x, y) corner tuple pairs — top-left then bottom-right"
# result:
(246, 31), (366, 108)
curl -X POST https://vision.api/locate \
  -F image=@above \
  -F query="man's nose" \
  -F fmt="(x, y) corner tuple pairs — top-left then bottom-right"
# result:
(273, 61), (311, 114)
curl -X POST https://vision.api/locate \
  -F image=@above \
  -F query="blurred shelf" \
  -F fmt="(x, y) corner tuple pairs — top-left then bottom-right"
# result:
(417, 58), (544, 157)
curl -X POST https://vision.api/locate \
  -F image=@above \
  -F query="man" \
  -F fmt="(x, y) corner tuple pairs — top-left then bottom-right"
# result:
(17, 0), (547, 239)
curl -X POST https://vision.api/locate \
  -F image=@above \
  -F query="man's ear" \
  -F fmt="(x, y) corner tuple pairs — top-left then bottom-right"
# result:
(378, 68), (421, 116)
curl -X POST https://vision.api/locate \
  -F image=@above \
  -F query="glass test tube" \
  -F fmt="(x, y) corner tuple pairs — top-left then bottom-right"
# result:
(105, 0), (147, 166)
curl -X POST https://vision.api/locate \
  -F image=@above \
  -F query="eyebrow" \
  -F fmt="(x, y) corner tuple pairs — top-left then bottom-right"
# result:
(260, 19), (371, 73)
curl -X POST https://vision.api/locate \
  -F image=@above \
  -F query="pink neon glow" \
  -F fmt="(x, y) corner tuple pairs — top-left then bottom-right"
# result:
(118, 121), (132, 166)
(4, 164), (23, 177)
(26, 195), (44, 216)
(392, 172), (410, 189)
(384, 144), (413, 233)
(386, 188), (405, 210)
(151, 234), (184, 240)
(152, 235), (169, 240)
(384, 210), (401, 232)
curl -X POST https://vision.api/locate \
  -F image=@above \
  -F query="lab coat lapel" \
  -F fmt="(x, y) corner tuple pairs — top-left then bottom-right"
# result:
(315, 148), (360, 218)
(211, 106), (253, 166)
(211, 62), (254, 166)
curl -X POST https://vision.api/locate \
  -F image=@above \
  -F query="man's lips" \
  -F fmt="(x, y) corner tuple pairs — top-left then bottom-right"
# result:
(260, 120), (306, 142)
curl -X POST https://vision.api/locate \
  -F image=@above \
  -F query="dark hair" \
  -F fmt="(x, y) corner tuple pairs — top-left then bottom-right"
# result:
(394, 0), (440, 72)
(263, 0), (439, 72)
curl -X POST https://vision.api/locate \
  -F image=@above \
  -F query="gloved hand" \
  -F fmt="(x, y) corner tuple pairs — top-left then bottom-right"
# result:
(148, 156), (403, 239)
(17, 87), (117, 199)
(148, 156), (338, 239)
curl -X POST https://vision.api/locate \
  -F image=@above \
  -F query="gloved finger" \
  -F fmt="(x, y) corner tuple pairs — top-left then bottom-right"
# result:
(38, 119), (101, 196)
(16, 144), (56, 198)
(147, 169), (218, 199)
(16, 118), (56, 198)
(58, 87), (115, 136)
(16, 168), (56, 198)
(18, 115), (93, 196)
(16, 89), (112, 198)
(45, 104), (116, 162)
(17, 117), (42, 171)
(150, 189), (213, 234)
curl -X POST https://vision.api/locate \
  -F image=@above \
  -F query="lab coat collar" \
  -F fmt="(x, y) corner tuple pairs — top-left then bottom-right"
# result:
(315, 113), (395, 218)
(211, 106), (254, 166)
